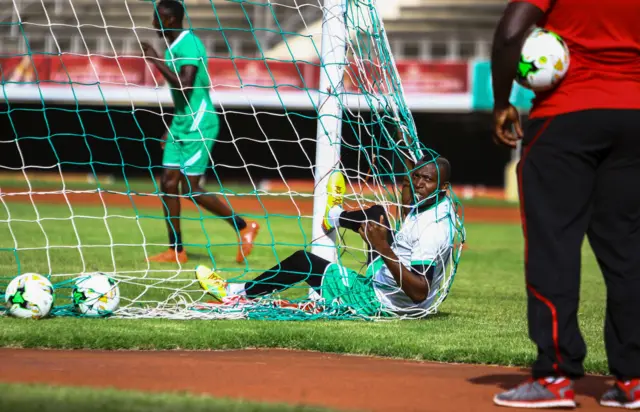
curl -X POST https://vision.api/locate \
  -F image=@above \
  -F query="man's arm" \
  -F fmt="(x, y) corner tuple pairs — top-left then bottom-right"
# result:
(360, 216), (430, 303)
(393, 125), (417, 171)
(156, 63), (197, 90)
(141, 42), (197, 90)
(491, 2), (544, 147)
(378, 246), (431, 303)
(391, 125), (417, 216)
(491, 2), (544, 110)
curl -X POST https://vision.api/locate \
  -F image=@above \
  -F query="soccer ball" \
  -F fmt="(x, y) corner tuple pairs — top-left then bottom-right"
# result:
(4, 273), (55, 319)
(516, 28), (570, 92)
(72, 273), (120, 317)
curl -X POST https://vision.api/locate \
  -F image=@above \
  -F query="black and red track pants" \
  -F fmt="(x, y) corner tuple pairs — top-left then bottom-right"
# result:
(519, 109), (640, 381)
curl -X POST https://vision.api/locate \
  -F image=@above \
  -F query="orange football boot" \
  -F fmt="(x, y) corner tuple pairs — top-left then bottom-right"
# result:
(147, 248), (188, 264)
(236, 221), (260, 263)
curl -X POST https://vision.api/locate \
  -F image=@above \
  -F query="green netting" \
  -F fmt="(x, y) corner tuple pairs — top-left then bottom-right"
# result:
(0, 0), (465, 321)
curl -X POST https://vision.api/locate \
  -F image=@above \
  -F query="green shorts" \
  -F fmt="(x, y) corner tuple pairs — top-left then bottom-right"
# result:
(162, 129), (218, 176)
(320, 258), (390, 317)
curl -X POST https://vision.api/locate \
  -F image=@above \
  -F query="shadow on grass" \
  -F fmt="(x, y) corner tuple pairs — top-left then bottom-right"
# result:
(468, 372), (613, 402)
(187, 252), (215, 261)
(424, 311), (451, 321)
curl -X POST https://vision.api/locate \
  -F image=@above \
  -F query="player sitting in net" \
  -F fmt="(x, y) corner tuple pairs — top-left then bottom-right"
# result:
(140, 0), (259, 265)
(195, 154), (458, 318)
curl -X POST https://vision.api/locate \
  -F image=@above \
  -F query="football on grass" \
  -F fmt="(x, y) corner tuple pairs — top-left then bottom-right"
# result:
(5, 273), (55, 319)
(72, 273), (120, 317)
(516, 28), (570, 92)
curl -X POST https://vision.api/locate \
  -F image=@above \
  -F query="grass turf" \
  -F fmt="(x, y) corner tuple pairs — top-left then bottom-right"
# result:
(0, 383), (336, 412)
(0, 201), (607, 373)
(0, 173), (517, 209)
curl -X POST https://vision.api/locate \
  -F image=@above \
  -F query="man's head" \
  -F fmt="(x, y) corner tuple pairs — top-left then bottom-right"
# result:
(153, 0), (184, 36)
(409, 156), (451, 206)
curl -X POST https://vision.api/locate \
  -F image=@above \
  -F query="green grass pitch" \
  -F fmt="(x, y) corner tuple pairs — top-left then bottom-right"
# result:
(0, 199), (608, 374)
(0, 383), (337, 412)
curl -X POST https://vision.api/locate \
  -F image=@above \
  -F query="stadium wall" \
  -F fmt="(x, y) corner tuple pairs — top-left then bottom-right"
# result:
(0, 103), (509, 187)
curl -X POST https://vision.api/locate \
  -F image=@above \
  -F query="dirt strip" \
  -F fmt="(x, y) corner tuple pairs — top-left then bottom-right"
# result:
(0, 348), (608, 412)
(0, 191), (521, 224)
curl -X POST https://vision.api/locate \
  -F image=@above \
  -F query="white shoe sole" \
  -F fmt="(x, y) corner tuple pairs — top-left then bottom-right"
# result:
(601, 400), (640, 409)
(494, 396), (576, 409)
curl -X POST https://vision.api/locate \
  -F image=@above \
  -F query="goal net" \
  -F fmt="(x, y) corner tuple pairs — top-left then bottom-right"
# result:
(0, 0), (465, 320)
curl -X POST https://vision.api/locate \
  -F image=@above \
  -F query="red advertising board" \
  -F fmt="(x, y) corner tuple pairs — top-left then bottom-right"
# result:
(207, 59), (314, 91)
(0, 55), (51, 84)
(343, 60), (468, 94)
(396, 61), (468, 94)
(2, 54), (468, 95)
(145, 58), (318, 91)
(47, 55), (147, 86)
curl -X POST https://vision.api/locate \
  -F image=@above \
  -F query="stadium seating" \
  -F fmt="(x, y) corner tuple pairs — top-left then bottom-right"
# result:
(1, 0), (505, 59)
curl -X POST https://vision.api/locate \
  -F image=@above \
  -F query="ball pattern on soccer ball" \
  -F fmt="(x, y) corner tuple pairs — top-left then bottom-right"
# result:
(72, 273), (120, 317)
(4, 273), (55, 319)
(516, 28), (570, 92)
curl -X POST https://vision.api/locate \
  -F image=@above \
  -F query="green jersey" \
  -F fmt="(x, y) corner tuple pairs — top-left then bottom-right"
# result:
(164, 31), (219, 140)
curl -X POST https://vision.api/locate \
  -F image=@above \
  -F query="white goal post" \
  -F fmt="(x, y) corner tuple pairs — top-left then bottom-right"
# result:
(310, 0), (348, 264)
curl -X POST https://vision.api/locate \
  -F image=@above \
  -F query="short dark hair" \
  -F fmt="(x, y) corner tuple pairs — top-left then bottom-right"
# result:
(435, 156), (451, 183)
(416, 155), (451, 183)
(157, 0), (185, 22)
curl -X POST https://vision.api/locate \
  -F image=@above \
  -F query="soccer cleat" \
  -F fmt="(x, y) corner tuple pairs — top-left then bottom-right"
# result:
(236, 220), (260, 263)
(195, 265), (228, 302)
(147, 249), (188, 264)
(493, 377), (576, 409)
(321, 170), (346, 233)
(600, 379), (640, 409)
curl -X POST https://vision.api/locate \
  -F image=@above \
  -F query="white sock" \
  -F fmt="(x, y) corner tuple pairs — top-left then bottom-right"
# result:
(328, 206), (343, 229)
(227, 282), (247, 296)
(308, 289), (322, 301)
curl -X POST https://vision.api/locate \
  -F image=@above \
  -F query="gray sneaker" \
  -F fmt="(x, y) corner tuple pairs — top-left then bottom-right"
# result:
(600, 379), (640, 409)
(493, 377), (576, 409)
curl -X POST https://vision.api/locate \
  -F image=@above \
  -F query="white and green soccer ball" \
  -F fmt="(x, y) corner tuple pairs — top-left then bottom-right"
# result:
(72, 273), (120, 317)
(516, 28), (570, 92)
(4, 273), (55, 319)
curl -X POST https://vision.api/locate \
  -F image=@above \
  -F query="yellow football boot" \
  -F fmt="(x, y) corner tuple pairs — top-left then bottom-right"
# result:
(195, 265), (228, 302)
(321, 170), (346, 233)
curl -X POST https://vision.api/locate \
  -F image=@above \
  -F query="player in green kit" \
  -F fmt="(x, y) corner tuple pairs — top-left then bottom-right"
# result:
(141, 0), (259, 264)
